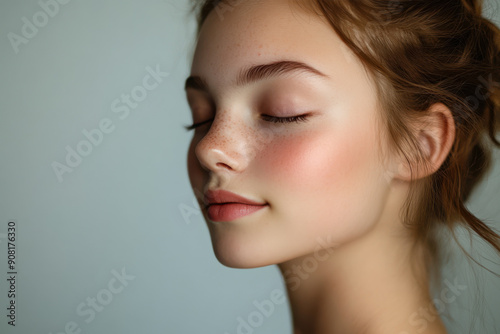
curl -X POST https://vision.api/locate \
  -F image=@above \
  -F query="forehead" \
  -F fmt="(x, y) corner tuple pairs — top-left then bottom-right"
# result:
(190, 0), (360, 92)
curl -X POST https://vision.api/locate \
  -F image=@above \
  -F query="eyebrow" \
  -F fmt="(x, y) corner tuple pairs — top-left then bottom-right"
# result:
(184, 60), (329, 92)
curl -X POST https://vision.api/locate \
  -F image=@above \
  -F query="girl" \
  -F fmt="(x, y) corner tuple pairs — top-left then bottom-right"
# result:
(184, 0), (500, 333)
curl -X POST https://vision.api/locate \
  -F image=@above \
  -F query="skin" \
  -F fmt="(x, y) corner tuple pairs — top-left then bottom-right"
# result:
(185, 0), (456, 333)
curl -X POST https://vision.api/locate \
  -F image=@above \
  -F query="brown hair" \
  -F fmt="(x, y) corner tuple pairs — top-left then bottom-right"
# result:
(189, 0), (500, 279)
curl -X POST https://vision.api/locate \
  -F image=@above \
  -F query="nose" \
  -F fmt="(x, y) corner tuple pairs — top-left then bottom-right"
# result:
(194, 112), (250, 173)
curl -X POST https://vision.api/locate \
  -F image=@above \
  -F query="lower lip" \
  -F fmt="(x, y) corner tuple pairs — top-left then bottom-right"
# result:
(207, 203), (268, 222)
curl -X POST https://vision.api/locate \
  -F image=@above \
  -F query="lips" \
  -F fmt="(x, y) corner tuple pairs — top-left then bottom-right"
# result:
(204, 189), (268, 222)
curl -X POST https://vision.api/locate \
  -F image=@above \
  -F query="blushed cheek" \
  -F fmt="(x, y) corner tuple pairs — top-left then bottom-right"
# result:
(254, 129), (376, 196)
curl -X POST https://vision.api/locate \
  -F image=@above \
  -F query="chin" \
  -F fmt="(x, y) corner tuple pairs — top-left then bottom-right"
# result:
(213, 249), (263, 269)
(207, 227), (286, 269)
(209, 235), (270, 269)
(208, 229), (325, 270)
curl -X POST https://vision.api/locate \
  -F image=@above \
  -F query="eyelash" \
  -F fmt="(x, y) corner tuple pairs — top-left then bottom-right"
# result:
(261, 114), (309, 124)
(184, 119), (211, 131)
(184, 114), (309, 131)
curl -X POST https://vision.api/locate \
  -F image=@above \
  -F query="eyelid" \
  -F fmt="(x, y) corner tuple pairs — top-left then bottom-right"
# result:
(183, 118), (214, 131)
(260, 113), (311, 124)
(183, 113), (312, 132)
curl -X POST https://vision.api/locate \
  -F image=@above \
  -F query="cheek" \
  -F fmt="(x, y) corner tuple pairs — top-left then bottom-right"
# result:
(254, 123), (386, 240)
(256, 128), (375, 194)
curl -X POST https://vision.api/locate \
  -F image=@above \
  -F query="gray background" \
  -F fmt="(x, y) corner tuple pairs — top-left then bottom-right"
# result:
(0, 0), (498, 333)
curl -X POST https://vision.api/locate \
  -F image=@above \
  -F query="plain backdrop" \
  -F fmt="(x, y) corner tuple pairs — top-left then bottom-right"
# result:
(0, 0), (499, 333)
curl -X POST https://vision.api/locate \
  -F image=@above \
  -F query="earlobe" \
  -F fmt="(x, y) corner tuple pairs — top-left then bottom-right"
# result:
(393, 103), (456, 181)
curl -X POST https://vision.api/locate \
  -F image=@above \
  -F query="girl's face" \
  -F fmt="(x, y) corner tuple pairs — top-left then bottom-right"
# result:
(186, 0), (398, 268)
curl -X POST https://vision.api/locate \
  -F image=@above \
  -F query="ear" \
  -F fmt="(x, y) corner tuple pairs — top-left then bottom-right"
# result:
(393, 103), (456, 181)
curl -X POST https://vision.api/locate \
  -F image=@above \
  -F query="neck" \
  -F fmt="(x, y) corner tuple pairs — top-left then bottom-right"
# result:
(277, 183), (447, 334)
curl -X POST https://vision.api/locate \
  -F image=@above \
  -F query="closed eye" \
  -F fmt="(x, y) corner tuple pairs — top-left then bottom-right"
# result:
(261, 114), (310, 124)
(183, 119), (213, 131)
(183, 113), (311, 131)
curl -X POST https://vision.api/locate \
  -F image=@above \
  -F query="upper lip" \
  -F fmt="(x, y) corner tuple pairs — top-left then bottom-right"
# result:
(204, 189), (267, 207)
